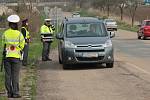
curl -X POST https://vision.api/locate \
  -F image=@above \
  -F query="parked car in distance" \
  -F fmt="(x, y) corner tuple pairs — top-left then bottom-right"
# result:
(72, 12), (80, 18)
(56, 17), (114, 69)
(104, 19), (118, 31)
(137, 20), (150, 40)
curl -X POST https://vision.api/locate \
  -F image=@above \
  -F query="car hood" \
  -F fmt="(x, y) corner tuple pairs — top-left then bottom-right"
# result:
(66, 37), (109, 45)
(106, 22), (117, 25)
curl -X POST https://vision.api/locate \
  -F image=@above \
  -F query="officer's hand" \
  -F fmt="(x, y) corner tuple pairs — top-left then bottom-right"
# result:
(28, 38), (32, 43)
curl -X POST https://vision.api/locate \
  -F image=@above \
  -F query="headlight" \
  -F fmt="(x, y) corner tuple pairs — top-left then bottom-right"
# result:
(65, 41), (76, 48)
(104, 40), (112, 47)
(144, 28), (149, 31)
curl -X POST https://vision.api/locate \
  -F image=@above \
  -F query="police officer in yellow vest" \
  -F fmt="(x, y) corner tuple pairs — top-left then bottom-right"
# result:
(21, 19), (30, 66)
(2, 15), (25, 98)
(40, 19), (55, 61)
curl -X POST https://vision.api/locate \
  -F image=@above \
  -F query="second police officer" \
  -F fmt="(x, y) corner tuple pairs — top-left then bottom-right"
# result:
(40, 19), (55, 61)
(21, 18), (30, 66)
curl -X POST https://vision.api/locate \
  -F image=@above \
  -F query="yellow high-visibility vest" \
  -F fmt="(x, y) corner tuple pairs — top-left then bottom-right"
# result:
(21, 27), (30, 39)
(40, 25), (54, 34)
(2, 28), (25, 58)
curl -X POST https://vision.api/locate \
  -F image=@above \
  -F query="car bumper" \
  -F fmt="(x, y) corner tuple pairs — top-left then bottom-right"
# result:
(62, 47), (114, 64)
(144, 32), (150, 37)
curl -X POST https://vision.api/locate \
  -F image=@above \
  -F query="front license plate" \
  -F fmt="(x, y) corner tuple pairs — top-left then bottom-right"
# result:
(83, 53), (98, 58)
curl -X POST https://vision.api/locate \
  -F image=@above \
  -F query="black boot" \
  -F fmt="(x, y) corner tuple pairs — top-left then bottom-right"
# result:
(8, 94), (13, 98)
(46, 58), (52, 61)
(12, 94), (22, 98)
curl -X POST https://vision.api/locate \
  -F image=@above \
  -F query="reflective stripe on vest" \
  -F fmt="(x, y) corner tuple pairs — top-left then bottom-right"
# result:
(22, 27), (30, 39)
(40, 25), (54, 34)
(3, 29), (25, 58)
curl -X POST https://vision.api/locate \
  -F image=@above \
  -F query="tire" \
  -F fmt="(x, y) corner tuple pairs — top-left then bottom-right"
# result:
(138, 36), (141, 39)
(141, 36), (146, 40)
(106, 62), (114, 68)
(137, 32), (141, 39)
(141, 33), (146, 40)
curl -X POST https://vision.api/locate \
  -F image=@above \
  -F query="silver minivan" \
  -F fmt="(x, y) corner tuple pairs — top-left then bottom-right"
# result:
(56, 17), (114, 69)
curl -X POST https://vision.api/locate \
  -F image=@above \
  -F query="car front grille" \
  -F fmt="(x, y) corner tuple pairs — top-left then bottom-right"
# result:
(76, 56), (104, 61)
(76, 45), (103, 48)
(75, 49), (104, 52)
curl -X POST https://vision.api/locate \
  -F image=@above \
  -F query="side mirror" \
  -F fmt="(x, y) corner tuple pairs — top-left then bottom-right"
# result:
(109, 31), (115, 38)
(56, 33), (64, 39)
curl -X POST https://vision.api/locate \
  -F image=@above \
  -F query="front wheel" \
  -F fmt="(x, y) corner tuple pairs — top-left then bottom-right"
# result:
(141, 33), (146, 40)
(137, 34), (141, 39)
(106, 62), (114, 68)
(138, 36), (141, 39)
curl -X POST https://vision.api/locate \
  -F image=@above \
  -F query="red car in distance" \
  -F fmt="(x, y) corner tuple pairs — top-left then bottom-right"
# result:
(137, 20), (150, 40)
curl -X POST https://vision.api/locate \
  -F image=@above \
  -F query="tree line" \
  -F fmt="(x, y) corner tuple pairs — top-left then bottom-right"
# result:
(74, 0), (142, 26)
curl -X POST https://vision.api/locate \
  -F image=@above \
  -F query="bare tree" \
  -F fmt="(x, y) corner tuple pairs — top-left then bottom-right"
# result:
(118, 0), (127, 20)
(126, 0), (140, 26)
(92, 0), (117, 17)
(28, 0), (33, 11)
(105, 0), (111, 16)
(92, 0), (105, 13)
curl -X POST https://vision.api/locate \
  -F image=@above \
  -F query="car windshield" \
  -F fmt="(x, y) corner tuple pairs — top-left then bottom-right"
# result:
(105, 19), (115, 23)
(146, 21), (150, 26)
(66, 23), (108, 38)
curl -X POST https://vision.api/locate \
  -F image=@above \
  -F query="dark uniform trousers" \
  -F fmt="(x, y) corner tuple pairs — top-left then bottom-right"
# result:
(4, 58), (20, 96)
(42, 42), (51, 60)
(22, 43), (29, 65)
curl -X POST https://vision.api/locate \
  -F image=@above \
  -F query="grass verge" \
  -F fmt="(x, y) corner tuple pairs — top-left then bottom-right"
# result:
(79, 9), (97, 17)
(117, 21), (138, 32)
(21, 38), (42, 100)
(21, 36), (57, 100)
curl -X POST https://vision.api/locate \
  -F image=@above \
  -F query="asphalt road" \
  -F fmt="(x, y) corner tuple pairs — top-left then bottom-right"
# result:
(36, 29), (150, 100)
(114, 30), (150, 76)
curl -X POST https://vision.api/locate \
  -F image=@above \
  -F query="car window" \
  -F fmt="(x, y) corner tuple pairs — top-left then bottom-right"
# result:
(66, 23), (108, 38)
(146, 21), (150, 26)
(142, 21), (146, 26)
(105, 19), (115, 23)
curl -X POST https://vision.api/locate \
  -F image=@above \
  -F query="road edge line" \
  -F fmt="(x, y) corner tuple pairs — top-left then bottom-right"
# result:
(125, 62), (150, 75)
